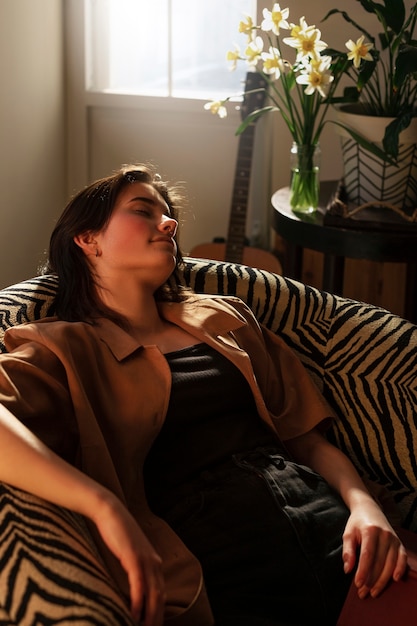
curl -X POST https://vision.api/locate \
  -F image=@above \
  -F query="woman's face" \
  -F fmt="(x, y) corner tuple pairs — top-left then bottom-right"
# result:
(92, 181), (179, 286)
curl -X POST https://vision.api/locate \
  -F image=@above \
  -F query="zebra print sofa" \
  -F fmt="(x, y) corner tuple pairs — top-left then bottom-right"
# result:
(0, 257), (416, 623)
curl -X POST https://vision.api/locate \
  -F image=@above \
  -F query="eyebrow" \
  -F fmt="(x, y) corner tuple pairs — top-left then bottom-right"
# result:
(128, 196), (171, 216)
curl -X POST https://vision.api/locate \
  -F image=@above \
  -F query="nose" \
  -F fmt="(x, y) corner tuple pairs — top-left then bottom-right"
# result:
(160, 214), (178, 237)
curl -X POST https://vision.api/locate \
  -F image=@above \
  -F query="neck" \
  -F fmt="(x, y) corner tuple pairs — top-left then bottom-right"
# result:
(95, 274), (198, 353)
(96, 279), (165, 335)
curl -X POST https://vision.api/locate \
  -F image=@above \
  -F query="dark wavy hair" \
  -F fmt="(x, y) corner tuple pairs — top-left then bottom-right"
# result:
(44, 164), (186, 325)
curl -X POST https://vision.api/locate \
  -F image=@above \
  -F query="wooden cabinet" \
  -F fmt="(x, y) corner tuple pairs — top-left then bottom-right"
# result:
(300, 249), (407, 318)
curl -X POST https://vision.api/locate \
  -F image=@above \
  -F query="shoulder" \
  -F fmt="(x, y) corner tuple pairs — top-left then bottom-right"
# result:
(6, 317), (96, 337)
(160, 293), (265, 342)
(183, 294), (291, 351)
(168, 292), (260, 329)
(4, 317), (99, 351)
(4, 317), (143, 363)
(180, 292), (256, 318)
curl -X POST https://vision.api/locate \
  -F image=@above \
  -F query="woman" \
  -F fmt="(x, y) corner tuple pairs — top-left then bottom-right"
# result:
(0, 165), (407, 626)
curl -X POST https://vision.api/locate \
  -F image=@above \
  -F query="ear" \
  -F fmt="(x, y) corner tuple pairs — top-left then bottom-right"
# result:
(73, 232), (98, 257)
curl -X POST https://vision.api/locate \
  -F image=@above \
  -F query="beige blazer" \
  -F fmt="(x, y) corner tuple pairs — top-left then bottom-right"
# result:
(0, 293), (333, 625)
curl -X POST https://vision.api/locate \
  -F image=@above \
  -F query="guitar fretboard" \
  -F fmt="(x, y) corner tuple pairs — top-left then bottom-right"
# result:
(225, 124), (255, 264)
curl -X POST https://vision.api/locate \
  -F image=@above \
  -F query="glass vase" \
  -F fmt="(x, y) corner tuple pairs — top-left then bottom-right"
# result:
(289, 142), (321, 214)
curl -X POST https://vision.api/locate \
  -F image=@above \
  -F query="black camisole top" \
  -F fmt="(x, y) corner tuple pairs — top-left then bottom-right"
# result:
(144, 342), (281, 512)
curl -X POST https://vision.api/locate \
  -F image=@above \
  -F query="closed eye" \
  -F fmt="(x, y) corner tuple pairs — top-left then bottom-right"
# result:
(128, 195), (171, 218)
(134, 208), (152, 216)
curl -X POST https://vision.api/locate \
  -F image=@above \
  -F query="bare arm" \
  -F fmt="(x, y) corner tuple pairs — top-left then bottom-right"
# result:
(0, 402), (164, 626)
(285, 427), (408, 599)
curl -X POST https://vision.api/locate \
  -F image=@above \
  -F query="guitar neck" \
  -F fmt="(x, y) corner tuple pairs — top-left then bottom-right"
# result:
(225, 124), (255, 264)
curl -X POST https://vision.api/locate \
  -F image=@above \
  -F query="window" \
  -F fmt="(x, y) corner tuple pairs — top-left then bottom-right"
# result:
(86, 0), (256, 99)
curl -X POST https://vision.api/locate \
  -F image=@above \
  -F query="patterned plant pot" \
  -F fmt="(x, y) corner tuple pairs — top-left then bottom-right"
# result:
(335, 105), (417, 212)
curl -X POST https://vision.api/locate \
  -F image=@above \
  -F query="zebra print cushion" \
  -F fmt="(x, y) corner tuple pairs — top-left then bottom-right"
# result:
(0, 258), (416, 620)
(0, 483), (134, 625)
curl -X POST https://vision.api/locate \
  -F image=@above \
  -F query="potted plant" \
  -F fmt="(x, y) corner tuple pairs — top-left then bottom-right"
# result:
(324, 0), (417, 210)
(205, 1), (417, 213)
(206, 6), (356, 214)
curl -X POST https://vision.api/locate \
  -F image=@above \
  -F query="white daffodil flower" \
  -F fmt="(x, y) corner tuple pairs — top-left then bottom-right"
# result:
(226, 44), (242, 71)
(239, 15), (255, 42)
(261, 47), (285, 80)
(345, 35), (374, 68)
(296, 56), (334, 97)
(283, 18), (327, 62)
(245, 36), (264, 66)
(261, 3), (290, 36)
(204, 100), (228, 119)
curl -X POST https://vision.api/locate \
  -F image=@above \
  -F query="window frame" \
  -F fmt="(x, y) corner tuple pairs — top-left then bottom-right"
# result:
(65, 1), (260, 194)
(84, 0), (256, 101)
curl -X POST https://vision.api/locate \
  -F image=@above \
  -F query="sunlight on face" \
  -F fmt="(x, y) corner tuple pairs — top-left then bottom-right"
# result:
(95, 182), (178, 280)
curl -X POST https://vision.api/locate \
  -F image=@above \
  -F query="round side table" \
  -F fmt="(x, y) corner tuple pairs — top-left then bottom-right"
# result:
(272, 182), (417, 324)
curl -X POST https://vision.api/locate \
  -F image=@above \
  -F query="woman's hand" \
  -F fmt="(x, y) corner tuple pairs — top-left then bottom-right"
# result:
(0, 404), (165, 624)
(285, 428), (408, 598)
(342, 497), (408, 599)
(91, 492), (166, 626)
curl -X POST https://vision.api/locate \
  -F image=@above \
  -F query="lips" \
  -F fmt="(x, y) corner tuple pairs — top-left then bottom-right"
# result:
(152, 237), (177, 254)
(152, 237), (175, 246)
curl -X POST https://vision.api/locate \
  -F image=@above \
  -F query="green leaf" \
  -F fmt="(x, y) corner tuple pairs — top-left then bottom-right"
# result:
(401, 5), (417, 44)
(357, 0), (378, 13)
(331, 119), (398, 165)
(322, 8), (344, 21)
(358, 0), (405, 33)
(383, 112), (412, 158)
(324, 86), (360, 106)
(356, 53), (378, 89)
(394, 44), (417, 87)
(381, 0), (406, 34)
(323, 46), (345, 58)
(235, 106), (277, 135)
(378, 30), (392, 51)
(322, 8), (375, 43)
(285, 70), (297, 91)
(343, 86), (361, 101)
(324, 48), (349, 73)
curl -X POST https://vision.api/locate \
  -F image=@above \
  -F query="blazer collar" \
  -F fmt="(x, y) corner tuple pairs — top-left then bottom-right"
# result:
(94, 294), (247, 361)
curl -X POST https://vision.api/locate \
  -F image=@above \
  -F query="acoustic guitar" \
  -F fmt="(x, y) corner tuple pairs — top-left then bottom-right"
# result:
(190, 72), (282, 274)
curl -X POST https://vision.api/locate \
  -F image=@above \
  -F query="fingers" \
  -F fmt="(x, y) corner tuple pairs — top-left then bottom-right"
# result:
(366, 542), (407, 598)
(128, 564), (143, 623)
(92, 495), (166, 625)
(144, 585), (166, 626)
(342, 531), (357, 575)
(393, 544), (408, 581)
(353, 527), (379, 597)
(143, 560), (166, 626)
(346, 526), (408, 599)
(362, 538), (408, 598)
(127, 552), (165, 626)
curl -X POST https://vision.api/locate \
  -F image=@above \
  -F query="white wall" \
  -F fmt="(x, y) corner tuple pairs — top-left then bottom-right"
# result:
(88, 98), (245, 256)
(0, 0), (66, 288)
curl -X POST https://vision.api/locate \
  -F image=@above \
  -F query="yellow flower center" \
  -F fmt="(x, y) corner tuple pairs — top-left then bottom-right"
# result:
(302, 40), (315, 53)
(358, 44), (369, 57)
(271, 10), (284, 26)
(310, 72), (322, 86)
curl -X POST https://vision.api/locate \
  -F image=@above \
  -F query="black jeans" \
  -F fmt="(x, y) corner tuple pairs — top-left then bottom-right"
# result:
(162, 447), (352, 626)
